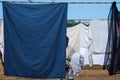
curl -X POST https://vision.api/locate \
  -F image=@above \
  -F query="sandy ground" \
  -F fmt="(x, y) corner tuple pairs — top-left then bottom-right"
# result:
(75, 65), (120, 80)
(0, 61), (120, 80)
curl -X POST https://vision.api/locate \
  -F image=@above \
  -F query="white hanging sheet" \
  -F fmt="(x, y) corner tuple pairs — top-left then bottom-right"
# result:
(88, 19), (108, 54)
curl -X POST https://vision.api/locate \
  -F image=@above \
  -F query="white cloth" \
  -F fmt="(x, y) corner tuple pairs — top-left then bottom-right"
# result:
(66, 46), (75, 61)
(80, 47), (105, 65)
(78, 24), (92, 66)
(87, 20), (108, 66)
(79, 24), (89, 48)
(92, 54), (105, 65)
(88, 19), (108, 54)
(66, 46), (75, 66)
(67, 21), (107, 66)
(67, 23), (91, 67)
(67, 23), (82, 53)
(68, 53), (83, 79)
(79, 48), (89, 65)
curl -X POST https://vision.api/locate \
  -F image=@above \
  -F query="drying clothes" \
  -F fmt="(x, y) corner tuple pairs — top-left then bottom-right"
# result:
(78, 23), (91, 66)
(68, 53), (83, 79)
(3, 2), (67, 78)
(79, 48), (89, 65)
(79, 24), (89, 48)
(66, 46), (75, 61)
(79, 48), (106, 66)
(88, 20), (108, 66)
(67, 23), (81, 53)
(78, 24), (91, 66)
(88, 20), (108, 54)
(67, 23), (87, 79)
(104, 2), (120, 75)
(92, 54), (105, 65)
(67, 23), (88, 53)
(66, 45), (75, 70)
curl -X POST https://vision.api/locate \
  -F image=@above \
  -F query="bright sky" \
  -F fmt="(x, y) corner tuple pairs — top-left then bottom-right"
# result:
(0, 0), (120, 20)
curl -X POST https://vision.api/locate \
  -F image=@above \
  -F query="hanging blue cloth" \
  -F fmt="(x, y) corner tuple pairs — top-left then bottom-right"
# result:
(3, 2), (67, 78)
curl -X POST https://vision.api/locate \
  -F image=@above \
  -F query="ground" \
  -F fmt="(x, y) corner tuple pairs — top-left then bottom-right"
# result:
(0, 61), (120, 80)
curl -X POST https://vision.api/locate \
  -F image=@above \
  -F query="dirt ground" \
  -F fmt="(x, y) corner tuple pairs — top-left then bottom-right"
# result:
(0, 61), (120, 80)
(75, 65), (120, 80)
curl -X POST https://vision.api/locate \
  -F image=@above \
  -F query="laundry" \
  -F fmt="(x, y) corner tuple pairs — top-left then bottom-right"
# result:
(0, 1), (119, 79)
(67, 21), (108, 66)
(3, 2), (67, 78)
(88, 20), (108, 66)
(67, 23), (81, 53)
(104, 2), (120, 75)
(88, 20), (108, 54)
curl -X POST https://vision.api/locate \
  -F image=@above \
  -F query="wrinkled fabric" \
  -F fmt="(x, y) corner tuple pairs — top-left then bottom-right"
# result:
(68, 53), (83, 79)
(78, 24), (90, 66)
(3, 2), (67, 78)
(88, 20), (108, 66)
(88, 20), (108, 54)
(79, 23), (89, 48)
(67, 23), (82, 53)
(103, 1), (120, 75)
(66, 46), (75, 61)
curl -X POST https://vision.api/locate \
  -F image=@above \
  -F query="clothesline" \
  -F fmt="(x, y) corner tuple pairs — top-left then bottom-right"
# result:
(0, 1), (120, 4)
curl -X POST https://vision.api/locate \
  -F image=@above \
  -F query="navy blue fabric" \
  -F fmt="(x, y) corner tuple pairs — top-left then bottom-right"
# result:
(103, 1), (120, 75)
(3, 2), (67, 78)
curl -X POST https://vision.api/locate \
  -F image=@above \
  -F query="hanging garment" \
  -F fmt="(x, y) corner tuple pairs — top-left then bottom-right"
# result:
(67, 23), (81, 53)
(103, 1), (120, 75)
(3, 2), (67, 78)
(66, 45), (75, 61)
(88, 20), (108, 66)
(68, 53), (82, 79)
(79, 23), (89, 48)
(88, 20), (108, 54)
(79, 48), (89, 65)
(66, 45), (75, 71)
(78, 23), (90, 66)
(78, 22), (105, 66)
(67, 23), (86, 79)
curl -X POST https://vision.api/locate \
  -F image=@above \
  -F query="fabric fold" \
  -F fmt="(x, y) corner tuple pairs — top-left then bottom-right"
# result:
(3, 2), (67, 78)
